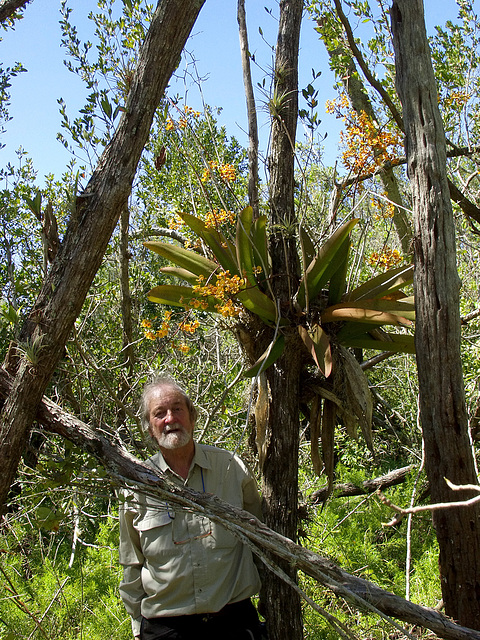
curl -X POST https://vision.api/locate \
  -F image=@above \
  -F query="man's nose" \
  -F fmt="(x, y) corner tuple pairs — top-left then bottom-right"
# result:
(164, 409), (175, 422)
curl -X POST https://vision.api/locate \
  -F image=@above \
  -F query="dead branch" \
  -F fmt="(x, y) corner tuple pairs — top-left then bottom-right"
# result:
(380, 480), (480, 523)
(310, 466), (414, 504)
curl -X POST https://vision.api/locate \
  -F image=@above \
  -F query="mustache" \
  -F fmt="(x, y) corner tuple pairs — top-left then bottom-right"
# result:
(164, 423), (185, 433)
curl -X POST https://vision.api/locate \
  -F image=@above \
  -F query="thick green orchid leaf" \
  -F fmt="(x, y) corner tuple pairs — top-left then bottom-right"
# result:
(144, 241), (217, 279)
(340, 332), (416, 354)
(251, 215), (271, 280)
(160, 266), (199, 285)
(236, 286), (279, 324)
(299, 225), (316, 268)
(236, 206), (257, 287)
(244, 334), (285, 377)
(178, 212), (239, 276)
(346, 264), (413, 302)
(147, 284), (221, 313)
(298, 324), (332, 377)
(327, 236), (350, 306)
(322, 298), (415, 326)
(297, 218), (359, 309)
(336, 321), (379, 342)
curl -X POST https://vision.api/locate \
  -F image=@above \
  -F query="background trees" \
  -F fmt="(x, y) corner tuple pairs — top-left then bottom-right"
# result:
(1, 0), (480, 638)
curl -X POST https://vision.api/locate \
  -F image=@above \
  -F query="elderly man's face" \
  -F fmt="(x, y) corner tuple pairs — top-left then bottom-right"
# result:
(148, 385), (194, 451)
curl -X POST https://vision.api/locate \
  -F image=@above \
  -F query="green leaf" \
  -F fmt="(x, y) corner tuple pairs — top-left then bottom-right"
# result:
(346, 264), (413, 301)
(297, 218), (359, 309)
(298, 324), (332, 377)
(299, 225), (316, 270)
(24, 190), (42, 218)
(236, 206), (256, 287)
(327, 236), (350, 305)
(101, 96), (112, 119)
(322, 298), (415, 326)
(34, 507), (65, 532)
(244, 334), (285, 377)
(144, 241), (217, 279)
(147, 284), (220, 313)
(236, 285), (279, 324)
(160, 266), (199, 285)
(178, 212), (239, 276)
(251, 215), (271, 279)
(340, 333), (416, 354)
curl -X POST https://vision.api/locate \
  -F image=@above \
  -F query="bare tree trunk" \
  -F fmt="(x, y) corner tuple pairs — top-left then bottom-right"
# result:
(391, 0), (480, 629)
(237, 0), (259, 219)
(117, 204), (135, 429)
(0, 0), (205, 515)
(262, 1), (304, 638)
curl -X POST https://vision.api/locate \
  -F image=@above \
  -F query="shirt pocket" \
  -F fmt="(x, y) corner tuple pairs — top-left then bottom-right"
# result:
(135, 510), (179, 558)
(209, 520), (239, 549)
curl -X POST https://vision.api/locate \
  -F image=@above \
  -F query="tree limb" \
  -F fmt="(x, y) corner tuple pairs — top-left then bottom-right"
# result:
(237, 0), (260, 218)
(310, 465), (414, 504)
(0, 0), (31, 23)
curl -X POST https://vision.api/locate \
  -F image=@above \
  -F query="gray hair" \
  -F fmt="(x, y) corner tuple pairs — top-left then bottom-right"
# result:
(139, 375), (198, 434)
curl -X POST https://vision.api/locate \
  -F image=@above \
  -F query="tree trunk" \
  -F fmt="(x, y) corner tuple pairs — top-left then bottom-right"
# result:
(262, 1), (304, 638)
(117, 204), (135, 429)
(0, 0), (205, 515)
(237, 0), (260, 219)
(391, 0), (480, 629)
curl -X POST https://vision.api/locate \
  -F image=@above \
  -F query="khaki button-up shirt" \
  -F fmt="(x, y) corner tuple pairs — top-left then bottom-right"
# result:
(119, 443), (262, 637)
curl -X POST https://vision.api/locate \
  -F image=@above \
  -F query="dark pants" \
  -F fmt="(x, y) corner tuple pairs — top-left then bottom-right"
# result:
(140, 598), (265, 640)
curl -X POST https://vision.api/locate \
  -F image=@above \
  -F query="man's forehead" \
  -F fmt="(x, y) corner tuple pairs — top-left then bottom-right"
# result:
(149, 386), (186, 406)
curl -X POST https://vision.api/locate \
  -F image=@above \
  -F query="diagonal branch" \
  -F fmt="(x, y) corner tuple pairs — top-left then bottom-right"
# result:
(0, 0), (31, 23)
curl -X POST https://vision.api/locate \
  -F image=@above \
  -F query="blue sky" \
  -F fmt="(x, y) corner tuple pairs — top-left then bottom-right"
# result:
(0, 0), (461, 185)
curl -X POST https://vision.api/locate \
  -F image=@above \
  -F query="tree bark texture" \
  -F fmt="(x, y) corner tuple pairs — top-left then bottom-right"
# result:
(237, 0), (260, 219)
(263, 1), (304, 638)
(2, 366), (479, 640)
(0, 0), (205, 515)
(0, 0), (30, 23)
(391, 0), (480, 629)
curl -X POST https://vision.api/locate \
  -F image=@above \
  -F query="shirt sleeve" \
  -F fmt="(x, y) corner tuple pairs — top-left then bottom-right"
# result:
(118, 496), (146, 637)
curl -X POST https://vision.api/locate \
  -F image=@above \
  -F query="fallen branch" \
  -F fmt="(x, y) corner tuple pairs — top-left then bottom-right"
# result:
(1, 368), (479, 640)
(310, 466), (414, 504)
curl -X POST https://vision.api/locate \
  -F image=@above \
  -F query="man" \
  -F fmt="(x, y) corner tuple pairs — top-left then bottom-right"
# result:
(119, 375), (264, 640)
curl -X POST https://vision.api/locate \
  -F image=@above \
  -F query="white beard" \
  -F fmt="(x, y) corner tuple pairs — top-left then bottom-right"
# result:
(155, 423), (192, 450)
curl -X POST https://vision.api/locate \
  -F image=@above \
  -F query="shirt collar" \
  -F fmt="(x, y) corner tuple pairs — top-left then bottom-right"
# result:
(149, 442), (212, 475)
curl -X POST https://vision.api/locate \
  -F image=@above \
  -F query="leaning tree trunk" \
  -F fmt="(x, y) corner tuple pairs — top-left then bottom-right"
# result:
(0, 0), (206, 515)
(262, 1), (305, 639)
(391, 0), (480, 629)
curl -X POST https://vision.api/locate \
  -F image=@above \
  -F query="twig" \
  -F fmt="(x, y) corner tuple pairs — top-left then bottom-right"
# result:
(380, 479), (480, 520)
